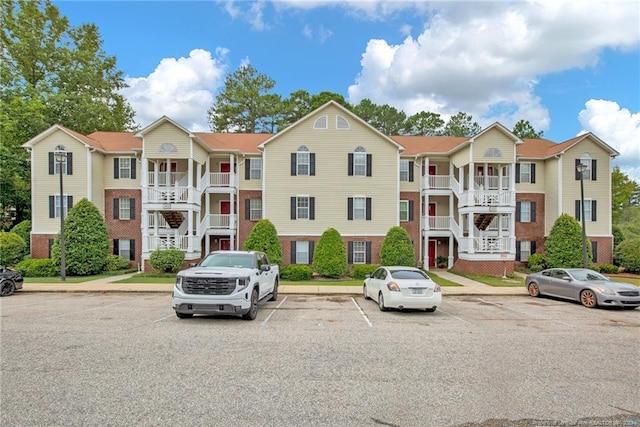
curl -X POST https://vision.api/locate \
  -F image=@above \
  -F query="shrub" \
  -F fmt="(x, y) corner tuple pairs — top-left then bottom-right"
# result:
(313, 228), (347, 278)
(149, 248), (185, 273)
(349, 264), (379, 280)
(243, 219), (282, 266)
(11, 220), (31, 252)
(380, 226), (415, 266)
(105, 254), (132, 272)
(15, 258), (58, 277)
(280, 264), (313, 281)
(614, 238), (640, 274)
(527, 253), (544, 272)
(612, 225), (625, 251)
(0, 231), (27, 266)
(543, 214), (592, 268)
(51, 198), (109, 276)
(598, 263), (619, 274)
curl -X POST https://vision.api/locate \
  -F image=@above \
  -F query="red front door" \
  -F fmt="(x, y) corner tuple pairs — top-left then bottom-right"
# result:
(428, 165), (436, 176)
(220, 201), (230, 215)
(220, 239), (230, 251)
(220, 163), (231, 173)
(428, 203), (436, 217)
(428, 240), (436, 268)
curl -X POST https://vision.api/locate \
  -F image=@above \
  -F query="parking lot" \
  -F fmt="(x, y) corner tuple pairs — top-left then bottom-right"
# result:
(2, 292), (639, 426)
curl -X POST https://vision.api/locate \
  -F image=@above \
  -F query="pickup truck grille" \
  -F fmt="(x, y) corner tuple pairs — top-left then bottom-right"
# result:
(183, 278), (236, 295)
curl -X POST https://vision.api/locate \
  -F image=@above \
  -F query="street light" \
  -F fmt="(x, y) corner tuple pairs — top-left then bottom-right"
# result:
(576, 162), (588, 268)
(54, 145), (66, 281)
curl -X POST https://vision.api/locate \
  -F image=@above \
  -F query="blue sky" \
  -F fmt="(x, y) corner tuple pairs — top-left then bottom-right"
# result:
(54, 0), (640, 182)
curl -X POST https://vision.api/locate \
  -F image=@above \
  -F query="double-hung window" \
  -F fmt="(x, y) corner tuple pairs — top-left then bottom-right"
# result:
(400, 160), (409, 182)
(291, 146), (315, 176)
(114, 157), (136, 179)
(49, 195), (72, 218)
(49, 152), (72, 175)
(399, 200), (414, 222)
(114, 198), (136, 220)
(291, 196), (315, 220)
(576, 200), (597, 222)
(348, 197), (372, 221)
(250, 199), (262, 220)
(250, 158), (262, 179)
(352, 241), (366, 264)
(516, 163), (535, 184)
(295, 241), (310, 264)
(575, 156), (596, 181)
(348, 147), (371, 176)
(114, 239), (135, 261)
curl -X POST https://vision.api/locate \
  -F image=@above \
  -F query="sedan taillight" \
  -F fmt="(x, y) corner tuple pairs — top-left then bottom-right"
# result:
(387, 282), (400, 292)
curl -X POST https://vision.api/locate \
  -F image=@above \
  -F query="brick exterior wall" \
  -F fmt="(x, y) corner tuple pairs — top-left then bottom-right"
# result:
(31, 234), (55, 259)
(238, 190), (262, 249)
(453, 259), (514, 276)
(104, 189), (142, 267)
(514, 193), (545, 266)
(280, 235), (385, 266)
(400, 191), (421, 264)
(589, 236), (613, 266)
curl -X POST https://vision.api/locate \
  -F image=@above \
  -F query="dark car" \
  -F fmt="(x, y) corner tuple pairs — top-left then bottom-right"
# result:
(525, 268), (640, 309)
(0, 266), (24, 297)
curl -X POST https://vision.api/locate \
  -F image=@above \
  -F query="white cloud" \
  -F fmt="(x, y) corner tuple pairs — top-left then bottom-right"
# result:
(121, 49), (228, 132)
(578, 99), (640, 183)
(347, 1), (640, 133)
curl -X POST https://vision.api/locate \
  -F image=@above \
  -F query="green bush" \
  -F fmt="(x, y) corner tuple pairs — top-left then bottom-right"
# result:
(313, 228), (347, 278)
(612, 225), (625, 251)
(281, 264), (313, 281)
(598, 263), (619, 274)
(527, 253), (544, 272)
(105, 254), (132, 272)
(380, 226), (415, 266)
(51, 198), (109, 276)
(15, 258), (58, 277)
(614, 238), (640, 274)
(0, 231), (27, 266)
(149, 248), (185, 273)
(243, 219), (282, 266)
(349, 264), (379, 280)
(543, 214), (592, 268)
(11, 220), (31, 252)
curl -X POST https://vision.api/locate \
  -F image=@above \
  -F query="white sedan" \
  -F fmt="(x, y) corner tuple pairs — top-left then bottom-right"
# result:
(363, 266), (442, 312)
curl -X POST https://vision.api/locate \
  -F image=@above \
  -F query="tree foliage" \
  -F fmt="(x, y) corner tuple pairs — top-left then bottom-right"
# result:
(313, 228), (347, 278)
(512, 120), (544, 138)
(51, 198), (109, 276)
(404, 111), (445, 136)
(442, 112), (482, 137)
(611, 167), (638, 223)
(380, 226), (415, 266)
(543, 214), (592, 268)
(1, 0), (136, 228)
(0, 231), (27, 266)
(10, 219), (30, 252)
(149, 248), (184, 273)
(613, 238), (640, 274)
(242, 219), (282, 266)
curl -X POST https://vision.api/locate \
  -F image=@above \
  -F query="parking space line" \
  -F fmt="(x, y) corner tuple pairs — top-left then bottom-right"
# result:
(261, 296), (288, 326)
(351, 297), (373, 327)
(438, 308), (476, 326)
(475, 298), (576, 327)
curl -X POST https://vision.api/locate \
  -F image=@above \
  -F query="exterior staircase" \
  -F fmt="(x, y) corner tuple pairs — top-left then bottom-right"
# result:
(474, 213), (497, 231)
(161, 211), (184, 229)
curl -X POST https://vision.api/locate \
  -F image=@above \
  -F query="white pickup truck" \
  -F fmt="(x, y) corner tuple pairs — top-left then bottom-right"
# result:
(172, 250), (279, 320)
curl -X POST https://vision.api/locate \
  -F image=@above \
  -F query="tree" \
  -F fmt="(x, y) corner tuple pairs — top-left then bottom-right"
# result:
(10, 220), (30, 252)
(379, 226), (415, 266)
(51, 198), (109, 276)
(442, 112), (481, 137)
(312, 228), (347, 278)
(277, 90), (312, 131)
(404, 111), (444, 136)
(243, 219), (282, 266)
(543, 214), (592, 268)
(371, 104), (406, 135)
(1, 0), (136, 228)
(0, 231), (27, 266)
(512, 120), (544, 139)
(309, 91), (350, 111)
(611, 167), (638, 223)
(207, 64), (279, 133)
(352, 98), (378, 124)
(614, 238), (640, 274)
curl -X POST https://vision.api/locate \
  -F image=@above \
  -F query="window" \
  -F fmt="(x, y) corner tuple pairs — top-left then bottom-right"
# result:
(336, 115), (350, 129)
(49, 195), (72, 218)
(591, 241), (598, 263)
(313, 115), (328, 129)
(291, 147), (315, 176)
(48, 152), (72, 175)
(291, 196), (315, 220)
(348, 147), (371, 177)
(517, 201), (536, 223)
(399, 200), (414, 222)
(484, 148), (503, 158)
(516, 163), (536, 184)
(244, 158), (262, 180)
(400, 161), (409, 182)
(348, 197), (372, 221)
(114, 239), (135, 261)
(348, 241), (371, 264)
(575, 200), (597, 222)
(114, 157), (136, 179)
(245, 198), (262, 221)
(295, 241), (310, 264)
(575, 156), (596, 181)
(516, 241), (535, 262)
(114, 198), (136, 220)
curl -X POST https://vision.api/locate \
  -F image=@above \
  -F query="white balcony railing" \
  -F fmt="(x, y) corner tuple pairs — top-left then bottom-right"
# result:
(205, 172), (236, 188)
(147, 172), (186, 187)
(473, 236), (511, 253)
(199, 214), (236, 234)
(474, 175), (510, 190)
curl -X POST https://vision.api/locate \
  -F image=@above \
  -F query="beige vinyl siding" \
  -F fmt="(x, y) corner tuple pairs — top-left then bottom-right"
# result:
(544, 157), (560, 235)
(143, 122), (191, 159)
(192, 141), (208, 165)
(515, 160), (545, 193)
(264, 106), (399, 236)
(399, 157), (420, 192)
(90, 151), (105, 213)
(238, 156), (262, 191)
(472, 129), (516, 164)
(560, 139), (611, 235)
(31, 131), (89, 233)
(426, 196), (451, 216)
(451, 146), (470, 168)
(104, 154), (141, 189)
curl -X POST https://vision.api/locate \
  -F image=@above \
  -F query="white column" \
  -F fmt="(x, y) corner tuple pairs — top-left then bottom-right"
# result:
(448, 234), (454, 268)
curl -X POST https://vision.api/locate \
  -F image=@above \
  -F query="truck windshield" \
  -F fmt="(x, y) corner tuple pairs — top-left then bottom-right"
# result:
(200, 253), (254, 269)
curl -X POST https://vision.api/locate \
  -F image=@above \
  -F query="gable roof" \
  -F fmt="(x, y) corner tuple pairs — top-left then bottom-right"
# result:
(22, 124), (106, 151)
(195, 133), (272, 154)
(517, 133), (619, 159)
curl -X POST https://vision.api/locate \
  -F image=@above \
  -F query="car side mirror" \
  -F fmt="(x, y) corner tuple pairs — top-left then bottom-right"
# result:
(189, 263), (198, 268)
(260, 264), (271, 272)
(365, 274), (371, 278)
(561, 275), (571, 281)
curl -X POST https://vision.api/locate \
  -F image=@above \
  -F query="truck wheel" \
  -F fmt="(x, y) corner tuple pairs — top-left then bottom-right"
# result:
(175, 312), (193, 319)
(269, 279), (279, 301)
(243, 288), (259, 320)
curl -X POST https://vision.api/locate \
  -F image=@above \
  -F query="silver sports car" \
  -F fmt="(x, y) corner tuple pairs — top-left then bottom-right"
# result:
(525, 268), (640, 309)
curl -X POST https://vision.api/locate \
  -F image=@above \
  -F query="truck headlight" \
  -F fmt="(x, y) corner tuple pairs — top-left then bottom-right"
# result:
(237, 277), (250, 291)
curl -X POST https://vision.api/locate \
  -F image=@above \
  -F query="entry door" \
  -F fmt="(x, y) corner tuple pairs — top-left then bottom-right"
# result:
(428, 240), (436, 268)
(428, 203), (436, 217)
(220, 201), (231, 215)
(428, 165), (436, 175)
(220, 238), (231, 251)
(220, 163), (231, 173)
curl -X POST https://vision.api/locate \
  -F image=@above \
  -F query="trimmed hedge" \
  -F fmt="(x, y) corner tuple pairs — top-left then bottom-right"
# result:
(527, 253), (544, 272)
(543, 214), (592, 268)
(350, 264), (379, 280)
(281, 264), (313, 281)
(380, 226), (415, 266)
(105, 254), (132, 272)
(598, 263), (618, 274)
(313, 228), (348, 278)
(614, 238), (640, 274)
(243, 219), (282, 266)
(15, 258), (58, 277)
(149, 248), (185, 273)
(0, 231), (27, 266)
(11, 220), (31, 252)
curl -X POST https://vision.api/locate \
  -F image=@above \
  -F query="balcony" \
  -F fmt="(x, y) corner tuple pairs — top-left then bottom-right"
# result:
(199, 214), (236, 235)
(459, 236), (514, 254)
(201, 172), (237, 189)
(148, 172), (186, 186)
(144, 187), (201, 204)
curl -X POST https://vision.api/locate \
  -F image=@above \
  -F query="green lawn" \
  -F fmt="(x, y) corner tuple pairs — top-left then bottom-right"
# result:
(610, 276), (640, 286)
(450, 271), (525, 287)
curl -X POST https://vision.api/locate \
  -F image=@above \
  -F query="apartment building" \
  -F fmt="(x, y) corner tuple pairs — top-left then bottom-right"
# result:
(23, 101), (619, 275)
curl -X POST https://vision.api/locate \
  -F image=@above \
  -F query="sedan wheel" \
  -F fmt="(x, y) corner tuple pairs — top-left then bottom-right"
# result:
(378, 293), (387, 311)
(363, 284), (370, 300)
(580, 289), (597, 308)
(527, 283), (540, 297)
(0, 280), (15, 297)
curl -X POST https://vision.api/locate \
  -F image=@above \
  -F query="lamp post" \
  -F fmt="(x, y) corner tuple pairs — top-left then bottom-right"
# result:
(54, 145), (66, 281)
(576, 163), (588, 268)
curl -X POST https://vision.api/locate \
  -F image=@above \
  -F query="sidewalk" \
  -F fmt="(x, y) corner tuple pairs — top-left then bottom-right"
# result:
(21, 271), (527, 296)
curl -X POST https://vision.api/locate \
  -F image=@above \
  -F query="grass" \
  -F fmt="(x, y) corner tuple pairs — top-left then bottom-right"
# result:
(450, 271), (525, 287)
(425, 271), (463, 287)
(24, 270), (138, 284)
(610, 276), (640, 286)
